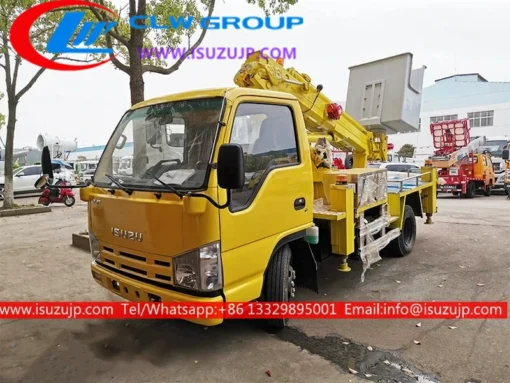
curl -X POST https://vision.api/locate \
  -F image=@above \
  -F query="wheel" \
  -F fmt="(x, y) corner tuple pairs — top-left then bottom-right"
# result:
(463, 181), (475, 198)
(382, 205), (416, 257)
(263, 245), (295, 330)
(41, 201), (50, 206)
(64, 196), (75, 207)
(345, 154), (353, 169)
(483, 184), (492, 196)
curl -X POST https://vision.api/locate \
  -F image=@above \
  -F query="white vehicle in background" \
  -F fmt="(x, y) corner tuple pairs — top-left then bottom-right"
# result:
(51, 160), (78, 185)
(72, 160), (98, 181)
(118, 155), (133, 176)
(367, 161), (422, 175)
(0, 165), (43, 199)
(80, 168), (96, 183)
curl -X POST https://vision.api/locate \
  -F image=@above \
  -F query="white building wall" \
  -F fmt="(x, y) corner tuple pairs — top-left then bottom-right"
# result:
(389, 101), (510, 151)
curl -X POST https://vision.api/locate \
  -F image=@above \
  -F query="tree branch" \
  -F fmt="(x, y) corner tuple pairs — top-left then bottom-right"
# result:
(88, 6), (129, 48)
(12, 55), (20, 93)
(30, 26), (56, 41)
(106, 34), (130, 74)
(1, 32), (13, 93)
(54, 56), (96, 63)
(16, 54), (59, 101)
(142, 0), (216, 75)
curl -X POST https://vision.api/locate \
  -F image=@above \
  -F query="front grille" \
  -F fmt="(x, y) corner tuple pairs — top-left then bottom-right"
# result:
(99, 244), (173, 286)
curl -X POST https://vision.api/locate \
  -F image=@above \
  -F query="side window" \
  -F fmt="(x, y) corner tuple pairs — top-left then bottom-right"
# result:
(23, 167), (38, 176)
(229, 102), (299, 211)
(386, 164), (403, 172)
(482, 156), (487, 166)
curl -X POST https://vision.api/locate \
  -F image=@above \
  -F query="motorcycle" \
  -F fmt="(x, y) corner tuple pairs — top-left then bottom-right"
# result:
(38, 179), (76, 207)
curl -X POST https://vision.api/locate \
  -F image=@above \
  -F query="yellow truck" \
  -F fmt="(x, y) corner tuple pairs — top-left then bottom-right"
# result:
(36, 51), (437, 329)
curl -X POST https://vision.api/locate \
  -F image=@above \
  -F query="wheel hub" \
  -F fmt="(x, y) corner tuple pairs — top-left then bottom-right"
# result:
(288, 267), (296, 299)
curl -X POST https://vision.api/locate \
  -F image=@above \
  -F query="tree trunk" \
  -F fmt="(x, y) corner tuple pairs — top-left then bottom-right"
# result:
(128, 0), (146, 106)
(2, 100), (18, 209)
(129, 54), (144, 106)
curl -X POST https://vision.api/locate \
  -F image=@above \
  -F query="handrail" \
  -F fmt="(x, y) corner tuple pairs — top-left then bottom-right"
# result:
(386, 171), (433, 192)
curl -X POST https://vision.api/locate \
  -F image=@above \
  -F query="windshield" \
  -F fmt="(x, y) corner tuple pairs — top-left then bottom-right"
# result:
(95, 97), (224, 191)
(478, 140), (508, 157)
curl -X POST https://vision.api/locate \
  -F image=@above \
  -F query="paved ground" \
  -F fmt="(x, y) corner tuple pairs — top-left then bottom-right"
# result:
(1, 192), (509, 383)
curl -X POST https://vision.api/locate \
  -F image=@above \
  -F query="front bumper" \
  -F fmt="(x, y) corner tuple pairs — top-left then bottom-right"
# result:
(91, 262), (225, 326)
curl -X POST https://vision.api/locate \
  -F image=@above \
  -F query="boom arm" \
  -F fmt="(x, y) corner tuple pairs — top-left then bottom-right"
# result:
(431, 136), (487, 168)
(233, 51), (387, 168)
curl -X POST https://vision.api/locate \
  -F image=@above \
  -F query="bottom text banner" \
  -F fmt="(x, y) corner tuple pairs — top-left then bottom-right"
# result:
(0, 302), (507, 320)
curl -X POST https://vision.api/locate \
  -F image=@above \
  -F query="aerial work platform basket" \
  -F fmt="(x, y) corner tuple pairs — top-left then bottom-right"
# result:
(430, 119), (470, 156)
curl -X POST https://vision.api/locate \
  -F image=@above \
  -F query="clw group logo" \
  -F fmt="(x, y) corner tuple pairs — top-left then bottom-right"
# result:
(10, 0), (304, 71)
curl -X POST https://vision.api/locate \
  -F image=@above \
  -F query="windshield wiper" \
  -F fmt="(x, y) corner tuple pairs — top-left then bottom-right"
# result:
(147, 172), (184, 199)
(105, 174), (133, 195)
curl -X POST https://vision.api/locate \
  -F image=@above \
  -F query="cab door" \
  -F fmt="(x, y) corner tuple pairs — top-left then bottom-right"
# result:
(218, 97), (314, 302)
(484, 155), (495, 183)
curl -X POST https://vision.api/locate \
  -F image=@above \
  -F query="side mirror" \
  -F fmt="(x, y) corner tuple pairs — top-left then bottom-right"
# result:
(41, 146), (54, 180)
(16, 172), (24, 177)
(116, 134), (127, 149)
(34, 175), (49, 189)
(503, 149), (509, 160)
(217, 144), (245, 190)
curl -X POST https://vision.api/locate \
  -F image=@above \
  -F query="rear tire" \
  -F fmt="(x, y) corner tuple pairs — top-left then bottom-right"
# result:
(264, 245), (295, 330)
(382, 205), (416, 257)
(463, 181), (475, 198)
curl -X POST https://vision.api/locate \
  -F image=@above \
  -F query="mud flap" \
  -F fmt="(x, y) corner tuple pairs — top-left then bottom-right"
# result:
(290, 240), (319, 294)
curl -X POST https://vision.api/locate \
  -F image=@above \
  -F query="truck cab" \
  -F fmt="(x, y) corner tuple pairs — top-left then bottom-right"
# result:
(502, 148), (510, 195)
(476, 137), (510, 192)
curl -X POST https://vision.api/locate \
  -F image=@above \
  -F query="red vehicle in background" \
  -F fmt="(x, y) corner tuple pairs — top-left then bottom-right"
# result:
(430, 119), (495, 197)
(38, 179), (76, 207)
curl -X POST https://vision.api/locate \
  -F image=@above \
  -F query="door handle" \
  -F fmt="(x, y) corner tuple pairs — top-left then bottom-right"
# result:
(294, 197), (306, 210)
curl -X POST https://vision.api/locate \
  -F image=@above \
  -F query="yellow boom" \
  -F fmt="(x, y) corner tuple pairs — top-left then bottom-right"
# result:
(233, 52), (388, 168)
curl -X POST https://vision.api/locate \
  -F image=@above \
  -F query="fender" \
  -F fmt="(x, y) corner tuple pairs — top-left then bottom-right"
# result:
(263, 230), (319, 294)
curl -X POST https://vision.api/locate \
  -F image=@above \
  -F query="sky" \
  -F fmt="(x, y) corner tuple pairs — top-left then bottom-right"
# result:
(1, 0), (510, 149)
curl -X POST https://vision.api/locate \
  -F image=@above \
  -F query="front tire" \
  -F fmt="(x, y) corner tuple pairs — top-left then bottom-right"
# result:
(483, 184), (492, 196)
(264, 245), (295, 330)
(64, 196), (75, 207)
(382, 205), (416, 257)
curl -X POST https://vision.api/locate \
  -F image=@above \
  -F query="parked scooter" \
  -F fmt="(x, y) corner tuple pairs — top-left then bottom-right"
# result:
(38, 179), (75, 207)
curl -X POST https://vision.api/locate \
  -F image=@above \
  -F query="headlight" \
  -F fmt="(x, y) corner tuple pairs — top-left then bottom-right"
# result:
(89, 231), (101, 262)
(173, 242), (223, 292)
